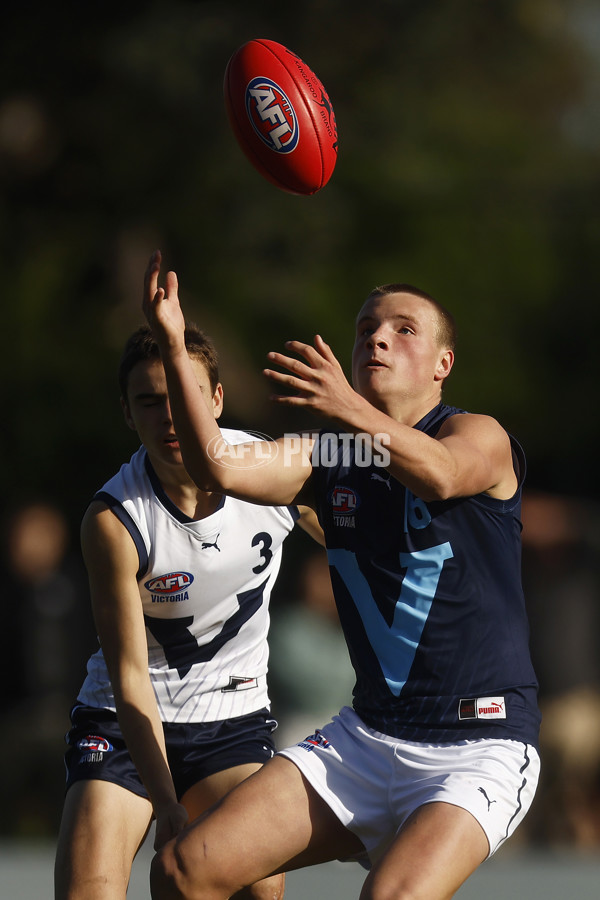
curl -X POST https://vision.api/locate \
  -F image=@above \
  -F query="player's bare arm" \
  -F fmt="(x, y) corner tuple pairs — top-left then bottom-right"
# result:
(143, 251), (314, 506)
(295, 505), (325, 546)
(265, 338), (517, 502)
(81, 502), (189, 849)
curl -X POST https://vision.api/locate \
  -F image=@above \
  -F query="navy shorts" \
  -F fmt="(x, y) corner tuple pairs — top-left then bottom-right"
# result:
(64, 704), (278, 800)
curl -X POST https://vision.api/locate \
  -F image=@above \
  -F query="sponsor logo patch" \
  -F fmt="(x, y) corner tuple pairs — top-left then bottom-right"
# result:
(459, 696), (506, 720)
(222, 676), (258, 693)
(298, 730), (332, 752)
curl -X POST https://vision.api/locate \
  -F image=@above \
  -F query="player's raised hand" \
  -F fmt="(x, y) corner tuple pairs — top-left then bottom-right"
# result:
(264, 334), (361, 422)
(142, 250), (186, 355)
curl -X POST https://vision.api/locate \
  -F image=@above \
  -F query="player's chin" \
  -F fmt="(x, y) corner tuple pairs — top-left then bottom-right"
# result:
(355, 368), (387, 392)
(159, 443), (185, 464)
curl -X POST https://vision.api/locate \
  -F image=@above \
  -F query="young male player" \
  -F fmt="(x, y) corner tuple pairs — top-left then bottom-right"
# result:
(143, 251), (541, 900)
(54, 323), (321, 900)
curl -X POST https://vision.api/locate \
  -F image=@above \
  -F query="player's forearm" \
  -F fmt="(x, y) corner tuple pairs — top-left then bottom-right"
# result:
(161, 346), (230, 491)
(113, 681), (178, 810)
(330, 396), (461, 501)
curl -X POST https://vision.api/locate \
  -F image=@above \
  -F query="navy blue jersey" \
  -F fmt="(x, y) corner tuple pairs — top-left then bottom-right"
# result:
(312, 403), (541, 747)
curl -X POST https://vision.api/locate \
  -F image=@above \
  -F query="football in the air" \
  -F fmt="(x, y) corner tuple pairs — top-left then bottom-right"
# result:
(224, 38), (338, 196)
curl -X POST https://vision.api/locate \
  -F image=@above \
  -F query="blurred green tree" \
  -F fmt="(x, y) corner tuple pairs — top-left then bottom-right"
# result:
(0, 0), (598, 532)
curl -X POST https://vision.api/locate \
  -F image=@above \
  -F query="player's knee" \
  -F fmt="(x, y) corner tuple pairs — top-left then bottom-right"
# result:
(150, 842), (193, 900)
(360, 872), (428, 900)
(241, 872), (285, 900)
(360, 888), (421, 900)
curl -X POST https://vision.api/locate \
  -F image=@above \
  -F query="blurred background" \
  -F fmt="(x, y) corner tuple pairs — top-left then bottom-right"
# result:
(1, 0), (600, 893)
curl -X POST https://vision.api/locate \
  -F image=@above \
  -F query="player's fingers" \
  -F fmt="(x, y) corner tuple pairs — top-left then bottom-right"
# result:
(313, 334), (338, 364)
(266, 351), (316, 379)
(165, 269), (179, 299)
(283, 339), (325, 365)
(263, 369), (314, 393)
(269, 392), (310, 407)
(143, 249), (162, 298)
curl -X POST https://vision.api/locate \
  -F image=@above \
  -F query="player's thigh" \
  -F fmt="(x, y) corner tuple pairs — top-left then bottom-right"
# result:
(181, 762), (262, 820)
(55, 779), (153, 900)
(183, 763), (286, 900)
(360, 801), (489, 900)
(152, 755), (364, 898)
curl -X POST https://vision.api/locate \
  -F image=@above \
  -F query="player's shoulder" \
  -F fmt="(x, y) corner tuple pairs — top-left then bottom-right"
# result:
(80, 498), (135, 565)
(437, 410), (508, 441)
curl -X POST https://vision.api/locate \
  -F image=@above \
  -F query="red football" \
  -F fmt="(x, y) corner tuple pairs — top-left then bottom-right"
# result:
(224, 39), (338, 196)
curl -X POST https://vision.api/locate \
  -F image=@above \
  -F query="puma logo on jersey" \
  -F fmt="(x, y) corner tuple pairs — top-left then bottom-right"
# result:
(202, 534), (221, 551)
(478, 787), (497, 812)
(459, 696), (507, 720)
(371, 472), (391, 490)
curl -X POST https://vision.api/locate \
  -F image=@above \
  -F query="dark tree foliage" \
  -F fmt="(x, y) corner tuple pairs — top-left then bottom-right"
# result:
(1, 0), (599, 527)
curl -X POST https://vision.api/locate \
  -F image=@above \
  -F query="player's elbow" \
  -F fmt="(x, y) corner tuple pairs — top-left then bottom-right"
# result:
(416, 471), (460, 503)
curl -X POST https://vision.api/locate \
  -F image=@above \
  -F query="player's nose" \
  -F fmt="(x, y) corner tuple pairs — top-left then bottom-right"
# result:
(366, 327), (389, 349)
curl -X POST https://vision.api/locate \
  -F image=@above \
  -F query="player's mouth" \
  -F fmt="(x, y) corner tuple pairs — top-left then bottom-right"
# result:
(165, 435), (180, 449)
(364, 358), (388, 369)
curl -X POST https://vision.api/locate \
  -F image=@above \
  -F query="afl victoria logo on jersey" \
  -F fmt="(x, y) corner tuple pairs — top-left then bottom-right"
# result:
(145, 572), (194, 603)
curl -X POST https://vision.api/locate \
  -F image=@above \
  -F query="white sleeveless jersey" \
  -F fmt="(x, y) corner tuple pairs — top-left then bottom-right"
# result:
(77, 429), (298, 723)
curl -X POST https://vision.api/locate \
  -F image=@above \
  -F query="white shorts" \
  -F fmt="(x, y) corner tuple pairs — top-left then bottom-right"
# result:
(278, 706), (540, 867)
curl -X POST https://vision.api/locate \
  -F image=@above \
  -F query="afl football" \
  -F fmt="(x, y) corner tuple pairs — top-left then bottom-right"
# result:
(224, 38), (338, 195)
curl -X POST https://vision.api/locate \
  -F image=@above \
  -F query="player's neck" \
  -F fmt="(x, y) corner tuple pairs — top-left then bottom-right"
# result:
(372, 391), (443, 428)
(150, 455), (223, 520)
(163, 478), (223, 521)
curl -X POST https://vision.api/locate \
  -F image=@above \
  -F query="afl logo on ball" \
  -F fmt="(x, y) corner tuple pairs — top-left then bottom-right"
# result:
(246, 76), (299, 153)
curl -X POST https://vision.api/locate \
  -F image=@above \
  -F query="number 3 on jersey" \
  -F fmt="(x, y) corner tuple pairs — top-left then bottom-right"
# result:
(328, 543), (453, 696)
(252, 531), (273, 573)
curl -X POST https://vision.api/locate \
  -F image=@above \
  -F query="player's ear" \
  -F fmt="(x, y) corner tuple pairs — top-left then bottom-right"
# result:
(435, 349), (454, 383)
(212, 383), (224, 419)
(121, 396), (137, 431)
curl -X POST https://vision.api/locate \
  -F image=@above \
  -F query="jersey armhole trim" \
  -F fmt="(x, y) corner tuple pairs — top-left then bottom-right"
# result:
(94, 490), (149, 580)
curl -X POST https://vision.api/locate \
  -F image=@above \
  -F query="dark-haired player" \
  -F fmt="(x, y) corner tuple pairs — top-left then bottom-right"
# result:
(143, 251), (541, 900)
(54, 323), (321, 900)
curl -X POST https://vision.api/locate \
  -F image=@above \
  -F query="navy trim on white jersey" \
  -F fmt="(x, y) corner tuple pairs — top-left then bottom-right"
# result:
(94, 490), (149, 580)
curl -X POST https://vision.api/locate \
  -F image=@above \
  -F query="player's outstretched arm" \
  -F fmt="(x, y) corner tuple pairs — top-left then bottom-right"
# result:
(143, 252), (312, 506)
(265, 338), (517, 502)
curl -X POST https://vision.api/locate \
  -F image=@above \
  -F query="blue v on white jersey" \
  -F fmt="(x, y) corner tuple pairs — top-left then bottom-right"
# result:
(77, 429), (298, 723)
